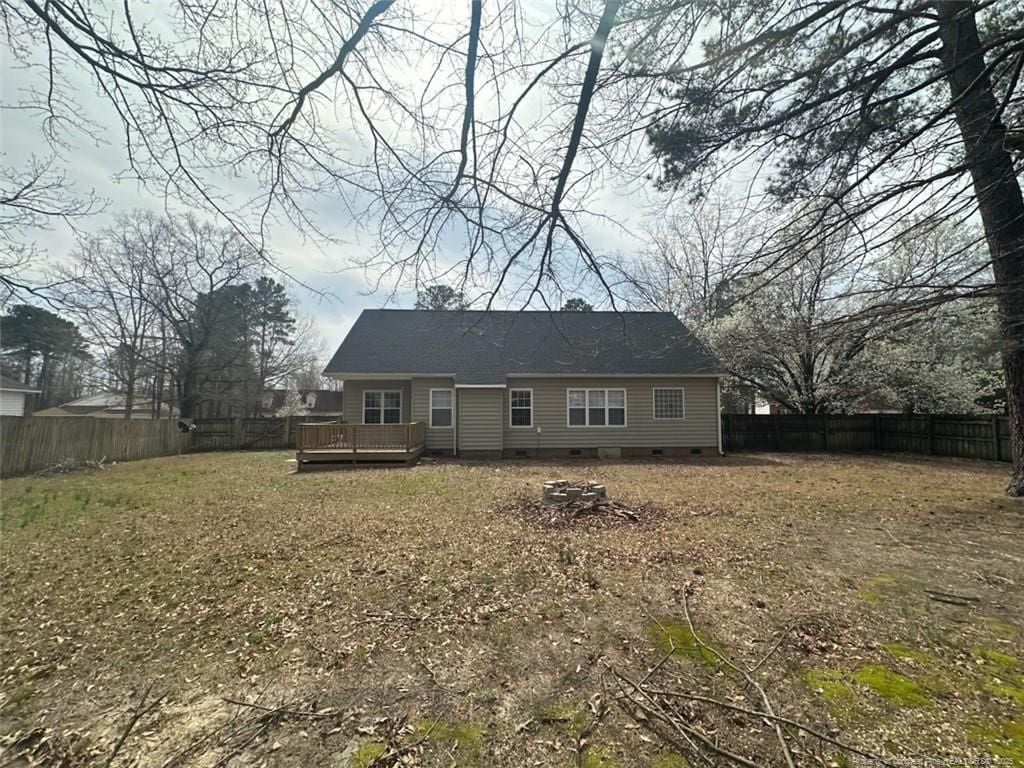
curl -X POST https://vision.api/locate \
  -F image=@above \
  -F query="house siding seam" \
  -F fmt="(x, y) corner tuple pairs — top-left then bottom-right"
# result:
(501, 376), (719, 448)
(411, 377), (456, 452)
(458, 388), (503, 451)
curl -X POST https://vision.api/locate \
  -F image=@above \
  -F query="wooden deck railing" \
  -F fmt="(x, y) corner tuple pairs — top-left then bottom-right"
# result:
(296, 421), (427, 452)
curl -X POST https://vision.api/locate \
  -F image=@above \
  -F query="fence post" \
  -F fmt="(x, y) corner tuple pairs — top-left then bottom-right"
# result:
(283, 416), (291, 448)
(992, 414), (1001, 461)
(822, 415), (830, 451)
(873, 414), (881, 450)
(773, 417), (781, 451)
(927, 414), (935, 455)
(233, 417), (244, 449)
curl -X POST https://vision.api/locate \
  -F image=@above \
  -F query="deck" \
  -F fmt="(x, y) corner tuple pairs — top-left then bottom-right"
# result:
(295, 422), (427, 469)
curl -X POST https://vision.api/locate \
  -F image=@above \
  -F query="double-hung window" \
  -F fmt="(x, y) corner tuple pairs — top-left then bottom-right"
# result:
(509, 389), (533, 427)
(653, 388), (685, 419)
(567, 388), (626, 426)
(430, 389), (453, 427)
(363, 390), (401, 424)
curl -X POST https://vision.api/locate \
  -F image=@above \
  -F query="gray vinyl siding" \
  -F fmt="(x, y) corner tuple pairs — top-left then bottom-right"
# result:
(342, 380), (412, 424)
(502, 377), (719, 449)
(411, 377), (456, 452)
(0, 391), (26, 417)
(458, 389), (503, 451)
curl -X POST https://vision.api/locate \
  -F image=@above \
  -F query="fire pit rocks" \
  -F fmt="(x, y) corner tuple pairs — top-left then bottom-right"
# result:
(542, 479), (607, 504)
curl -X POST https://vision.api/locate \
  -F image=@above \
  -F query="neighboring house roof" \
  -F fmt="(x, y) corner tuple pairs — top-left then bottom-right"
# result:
(42, 391), (179, 417)
(0, 374), (40, 393)
(60, 392), (130, 409)
(324, 310), (720, 383)
(264, 388), (344, 413)
(32, 407), (71, 417)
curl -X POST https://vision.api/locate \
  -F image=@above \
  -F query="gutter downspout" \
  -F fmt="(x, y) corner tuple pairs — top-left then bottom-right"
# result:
(716, 376), (724, 456)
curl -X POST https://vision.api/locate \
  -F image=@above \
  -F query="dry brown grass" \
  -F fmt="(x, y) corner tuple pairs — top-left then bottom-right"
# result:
(1, 451), (1022, 766)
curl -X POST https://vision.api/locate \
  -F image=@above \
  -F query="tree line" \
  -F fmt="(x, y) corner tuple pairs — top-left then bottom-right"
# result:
(626, 194), (1005, 415)
(1, 212), (321, 418)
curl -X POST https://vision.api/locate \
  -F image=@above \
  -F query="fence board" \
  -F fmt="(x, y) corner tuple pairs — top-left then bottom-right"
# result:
(189, 415), (340, 452)
(0, 416), (189, 477)
(721, 413), (1011, 462)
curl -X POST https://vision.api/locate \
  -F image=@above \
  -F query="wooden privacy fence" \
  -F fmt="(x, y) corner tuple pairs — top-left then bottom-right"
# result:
(189, 416), (341, 451)
(0, 416), (190, 477)
(721, 413), (1012, 462)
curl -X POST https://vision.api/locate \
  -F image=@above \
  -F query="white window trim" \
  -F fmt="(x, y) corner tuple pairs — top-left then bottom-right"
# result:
(429, 388), (454, 429)
(566, 388), (628, 428)
(508, 388), (534, 428)
(363, 389), (402, 424)
(652, 387), (686, 420)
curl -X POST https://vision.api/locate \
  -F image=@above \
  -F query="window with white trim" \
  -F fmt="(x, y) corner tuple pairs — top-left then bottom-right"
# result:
(567, 388), (626, 426)
(363, 390), (401, 424)
(430, 389), (453, 427)
(653, 388), (685, 419)
(509, 389), (533, 427)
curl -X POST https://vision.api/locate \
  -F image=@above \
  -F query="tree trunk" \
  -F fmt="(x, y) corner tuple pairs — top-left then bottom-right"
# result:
(936, 1), (1024, 495)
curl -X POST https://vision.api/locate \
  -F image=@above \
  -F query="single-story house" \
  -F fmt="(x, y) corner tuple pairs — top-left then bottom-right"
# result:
(0, 374), (40, 416)
(319, 309), (723, 460)
(33, 392), (179, 419)
(262, 388), (344, 416)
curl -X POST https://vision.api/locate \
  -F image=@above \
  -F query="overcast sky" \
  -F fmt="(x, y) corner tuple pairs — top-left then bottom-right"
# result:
(0, 2), (675, 362)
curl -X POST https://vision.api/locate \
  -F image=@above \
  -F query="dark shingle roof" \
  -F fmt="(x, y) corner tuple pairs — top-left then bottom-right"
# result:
(0, 374), (39, 393)
(324, 310), (719, 382)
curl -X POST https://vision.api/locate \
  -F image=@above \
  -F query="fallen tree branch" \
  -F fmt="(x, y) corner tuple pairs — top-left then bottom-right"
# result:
(105, 683), (164, 768)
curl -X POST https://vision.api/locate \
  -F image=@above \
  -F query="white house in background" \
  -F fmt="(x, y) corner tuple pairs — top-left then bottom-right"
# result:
(0, 374), (40, 416)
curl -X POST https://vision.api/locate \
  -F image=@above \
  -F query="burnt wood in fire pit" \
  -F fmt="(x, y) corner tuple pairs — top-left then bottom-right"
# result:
(542, 479), (606, 504)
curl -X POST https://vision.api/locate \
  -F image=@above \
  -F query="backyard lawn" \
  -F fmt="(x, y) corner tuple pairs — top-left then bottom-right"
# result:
(1, 452), (1022, 766)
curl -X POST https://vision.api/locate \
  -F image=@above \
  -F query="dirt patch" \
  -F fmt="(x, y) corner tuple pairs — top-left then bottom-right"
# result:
(494, 491), (668, 529)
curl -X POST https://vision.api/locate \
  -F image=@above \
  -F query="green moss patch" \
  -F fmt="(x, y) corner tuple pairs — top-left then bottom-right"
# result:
(413, 717), (484, 758)
(802, 667), (857, 714)
(983, 677), (1024, 707)
(980, 616), (1019, 640)
(882, 643), (934, 664)
(853, 665), (931, 708)
(968, 718), (1024, 762)
(971, 645), (1019, 671)
(534, 702), (589, 736)
(857, 575), (899, 604)
(652, 751), (692, 768)
(351, 739), (386, 768)
(644, 617), (724, 667)
(580, 746), (618, 768)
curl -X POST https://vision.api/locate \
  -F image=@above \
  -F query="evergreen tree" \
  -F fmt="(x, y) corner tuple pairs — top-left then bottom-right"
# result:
(0, 304), (91, 407)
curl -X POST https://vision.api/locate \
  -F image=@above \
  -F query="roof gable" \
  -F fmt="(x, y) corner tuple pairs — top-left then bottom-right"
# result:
(324, 310), (719, 380)
(0, 374), (40, 393)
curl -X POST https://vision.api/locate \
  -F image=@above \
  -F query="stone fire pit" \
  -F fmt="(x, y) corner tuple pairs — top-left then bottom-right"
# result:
(542, 479), (606, 504)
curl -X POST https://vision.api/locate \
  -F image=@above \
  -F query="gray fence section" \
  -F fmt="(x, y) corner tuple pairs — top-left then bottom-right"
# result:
(188, 416), (340, 451)
(721, 414), (1012, 462)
